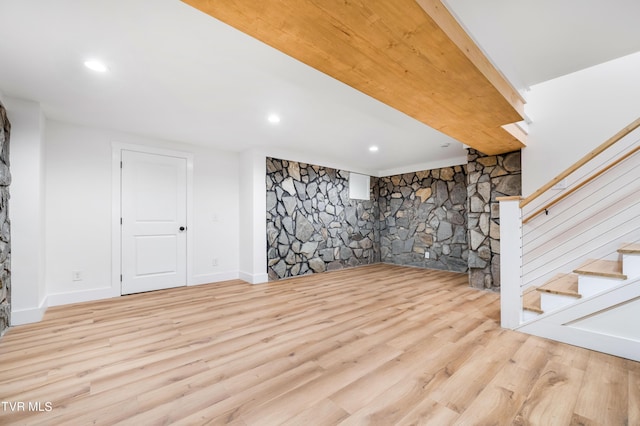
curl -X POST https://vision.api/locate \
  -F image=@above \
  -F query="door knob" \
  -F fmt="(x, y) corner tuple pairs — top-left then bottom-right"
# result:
(179, 226), (186, 231)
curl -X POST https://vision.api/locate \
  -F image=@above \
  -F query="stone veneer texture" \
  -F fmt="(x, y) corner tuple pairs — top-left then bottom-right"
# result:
(378, 167), (468, 272)
(266, 158), (379, 280)
(267, 150), (521, 291)
(0, 102), (11, 336)
(466, 149), (522, 290)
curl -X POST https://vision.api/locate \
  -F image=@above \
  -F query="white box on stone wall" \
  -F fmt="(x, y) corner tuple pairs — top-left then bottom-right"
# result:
(349, 172), (370, 200)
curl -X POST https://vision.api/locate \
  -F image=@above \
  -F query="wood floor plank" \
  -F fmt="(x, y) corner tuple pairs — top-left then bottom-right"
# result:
(337, 370), (449, 425)
(429, 342), (518, 414)
(451, 337), (549, 425)
(542, 334), (592, 371)
(329, 335), (451, 414)
(514, 361), (585, 425)
(630, 367), (640, 425)
(239, 343), (403, 425)
(0, 264), (636, 425)
(174, 361), (326, 424)
(280, 398), (349, 426)
(492, 337), (550, 396)
(573, 352), (629, 425)
(395, 398), (460, 425)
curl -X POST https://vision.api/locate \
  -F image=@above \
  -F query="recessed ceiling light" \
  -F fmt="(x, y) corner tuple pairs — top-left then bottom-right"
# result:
(369, 146), (379, 152)
(84, 60), (109, 73)
(267, 114), (281, 124)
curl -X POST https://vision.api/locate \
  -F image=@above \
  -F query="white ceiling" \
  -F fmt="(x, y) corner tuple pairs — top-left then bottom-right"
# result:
(445, 0), (640, 92)
(1, 0), (639, 176)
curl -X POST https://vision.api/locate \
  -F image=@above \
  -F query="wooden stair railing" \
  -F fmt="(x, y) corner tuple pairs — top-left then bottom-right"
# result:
(523, 145), (640, 224)
(520, 117), (640, 210)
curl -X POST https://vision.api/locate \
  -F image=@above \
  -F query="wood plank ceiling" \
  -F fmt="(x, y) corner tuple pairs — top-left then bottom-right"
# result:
(182, 0), (526, 155)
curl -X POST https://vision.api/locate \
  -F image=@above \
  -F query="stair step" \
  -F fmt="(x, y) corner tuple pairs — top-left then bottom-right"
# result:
(618, 243), (640, 255)
(573, 259), (627, 280)
(619, 242), (640, 280)
(523, 287), (543, 314)
(537, 273), (581, 297)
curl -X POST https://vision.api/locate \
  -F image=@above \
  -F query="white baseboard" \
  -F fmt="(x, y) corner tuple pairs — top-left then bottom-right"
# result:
(9, 272), (262, 326)
(11, 297), (49, 325)
(189, 271), (239, 286)
(239, 271), (269, 284)
(47, 287), (120, 307)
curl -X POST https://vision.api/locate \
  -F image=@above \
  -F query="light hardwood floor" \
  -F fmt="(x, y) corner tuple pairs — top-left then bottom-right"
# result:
(0, 264), (638, 425)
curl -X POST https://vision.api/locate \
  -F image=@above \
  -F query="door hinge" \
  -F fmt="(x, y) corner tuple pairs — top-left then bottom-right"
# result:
(120, 217), (123, 225)
(120, 274), (122, 282)
(120, 161), (123, 168)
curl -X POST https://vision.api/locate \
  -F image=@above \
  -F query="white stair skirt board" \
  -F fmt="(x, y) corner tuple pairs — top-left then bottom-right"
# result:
(540, 292), (579, 312)
(578, 275), (624, 298)
(520, 321), (640, 362)
(569, 297), (640, 341)
(622, 253), (640, 279)
(517, 277), (640, 362)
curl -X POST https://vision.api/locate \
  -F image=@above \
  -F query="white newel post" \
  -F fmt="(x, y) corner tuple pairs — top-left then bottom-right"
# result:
(498, 196), (523, 329)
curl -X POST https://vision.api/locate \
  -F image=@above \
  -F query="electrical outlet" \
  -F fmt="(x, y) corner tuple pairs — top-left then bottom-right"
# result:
(72, 270), (83, 281)
(212, 258), (219, 267)
(424, 252), (430, 259)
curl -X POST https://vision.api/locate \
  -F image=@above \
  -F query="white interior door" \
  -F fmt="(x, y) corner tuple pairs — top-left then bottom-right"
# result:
(121, 150), (187, 295)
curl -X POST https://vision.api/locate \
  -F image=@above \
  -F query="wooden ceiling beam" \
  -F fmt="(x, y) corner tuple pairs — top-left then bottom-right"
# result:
(415, 0), (525, 118)
(182, 0), (526, 155)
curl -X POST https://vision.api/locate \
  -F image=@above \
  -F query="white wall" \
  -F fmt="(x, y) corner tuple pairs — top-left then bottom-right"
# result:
(44, 120), (240, 305)
(523, 51), (640, 196)
(5, 97), (47, 324)
(191, 145), (241, 284)
(45, 121), (112, 300)
(239, 149), (268, 284)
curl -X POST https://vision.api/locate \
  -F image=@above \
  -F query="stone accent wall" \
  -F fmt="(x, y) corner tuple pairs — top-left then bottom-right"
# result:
(266, 151), (520, 290)
(378, 167), (468, 272)
(0, 102), (11, 336)
(266, 158), (379, 280)
(467, 149), (521, 290)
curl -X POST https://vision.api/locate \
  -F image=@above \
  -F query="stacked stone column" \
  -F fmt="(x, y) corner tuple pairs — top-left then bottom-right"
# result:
(0, 102), (11, 336)
(466, 149), (521, 290)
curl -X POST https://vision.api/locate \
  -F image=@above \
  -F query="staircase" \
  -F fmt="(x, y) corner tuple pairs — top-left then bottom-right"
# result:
(513, 241), (640, 361)
(523, 243), (639, 321)
(499, 118), (640, 362)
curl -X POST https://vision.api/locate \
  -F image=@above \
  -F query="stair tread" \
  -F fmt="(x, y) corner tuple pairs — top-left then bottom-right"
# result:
(537, 273), (581, 297)
(618, 243), (640, 254)
(523, 287), (543, 314)
(573, 259), (627, 280)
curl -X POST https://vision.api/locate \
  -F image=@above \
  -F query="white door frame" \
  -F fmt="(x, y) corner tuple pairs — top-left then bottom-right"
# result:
(111, 143), (194, 295)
